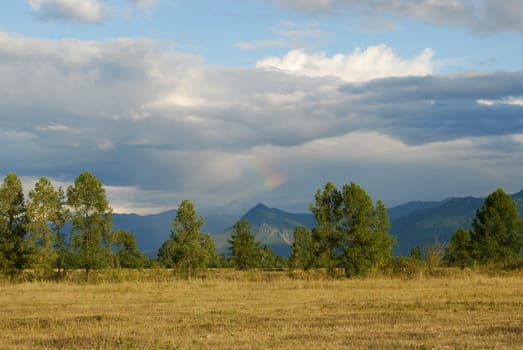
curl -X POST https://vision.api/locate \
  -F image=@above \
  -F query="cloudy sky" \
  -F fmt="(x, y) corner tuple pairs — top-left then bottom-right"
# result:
(1, 0), (522, 214)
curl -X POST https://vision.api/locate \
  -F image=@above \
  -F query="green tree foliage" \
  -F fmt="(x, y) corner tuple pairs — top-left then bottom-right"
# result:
(445, 228), (474, 268)
(0, 173), (29, 274)
(410, 246), (423, 261)
(473, 189), (523, 267)
(53, 187), (70, 276)
(158, 199), (215, 277)
(112, 230), (148, 268)
(228, 219), (260, 270)
(290, 225), (313, 270)
(201, 233), (218, 268)
(26, 177), (65, 278)
(310, 182), (343, 273)
(311, 182), (396, 277)
(67, 172), (113, 279)
(446, 189), (523, 269)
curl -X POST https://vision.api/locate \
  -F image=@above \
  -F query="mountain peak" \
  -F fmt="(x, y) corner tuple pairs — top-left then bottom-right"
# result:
(254, 202), (269, 209)
(247, 203), (270, 213)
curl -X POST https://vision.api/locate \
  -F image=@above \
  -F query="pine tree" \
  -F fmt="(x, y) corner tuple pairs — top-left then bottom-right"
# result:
(0, 173), (29, 275)
(228, 219), (260, 270)
(26, 177), (63, 278)
(310, 182), (396, 277)
(290, 225), (313, 270)
(472, 188), (523, 268)
(67, 172), (113, 280)
(158, 199), (215, 277)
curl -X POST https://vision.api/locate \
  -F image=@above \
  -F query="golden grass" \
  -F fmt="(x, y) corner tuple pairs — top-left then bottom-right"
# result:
(1, 271), (522, 349)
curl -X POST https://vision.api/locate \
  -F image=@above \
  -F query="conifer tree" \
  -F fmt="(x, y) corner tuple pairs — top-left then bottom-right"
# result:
(0, 173), (29, 274)
(26, 177), (63, 278)
(113, 230), (148, 268)
(311, 182), (396, 277)
(290, 225), (313, 270)
(158, 199), (215, 277)
(228, 219), (260, 270)
(67, 171), (113, 279)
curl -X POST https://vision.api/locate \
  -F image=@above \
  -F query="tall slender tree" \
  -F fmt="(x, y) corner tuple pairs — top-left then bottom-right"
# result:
(53, 187), (70, 276)
(290, 225), (313, 270)
(67, 171), (113, 280)
(228, 219), (260, 270)
(0, 173), (29, 274)
(310, 182), (343, 274)
(371, 200), (396, 270)
(158, 199), (215, 278)
(338, 183), (378, 276)
(26, 177), (63, 278)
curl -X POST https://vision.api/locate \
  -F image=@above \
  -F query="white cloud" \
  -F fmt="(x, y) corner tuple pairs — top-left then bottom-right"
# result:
(477, 96), (523, 107)
(147, 94), (206, 108)
(513, 134), (523, 144)
(36, 123), (72, 132)
(28, 0), (105, 23)
(256, 45), (434, 82)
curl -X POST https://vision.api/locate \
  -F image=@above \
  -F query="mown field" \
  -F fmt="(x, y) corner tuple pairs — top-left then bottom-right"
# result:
(1, 270), (522, 349)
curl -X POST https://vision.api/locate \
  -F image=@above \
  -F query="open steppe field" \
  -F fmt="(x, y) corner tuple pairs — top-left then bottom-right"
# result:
(1, 270), (522, 349)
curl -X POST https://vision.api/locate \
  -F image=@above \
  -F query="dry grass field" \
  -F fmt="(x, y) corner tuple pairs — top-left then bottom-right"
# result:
(1, 270), (522, 349)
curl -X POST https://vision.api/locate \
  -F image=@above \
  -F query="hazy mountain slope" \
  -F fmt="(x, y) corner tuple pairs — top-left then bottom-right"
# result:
(112, 209), (232, 257)
(232, 203), (316, 256)
(390, 191), (523, 255)
(389, 197), (484, 255)
(110, 189), (523, 258)
(387, 201), (441, 221)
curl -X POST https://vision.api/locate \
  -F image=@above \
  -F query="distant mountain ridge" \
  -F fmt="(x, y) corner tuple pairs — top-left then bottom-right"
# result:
(112, 189), (523, 258)
(390, 191), (523, 255)
(112, 209), (233, 257)
(236, 203), (316, 256)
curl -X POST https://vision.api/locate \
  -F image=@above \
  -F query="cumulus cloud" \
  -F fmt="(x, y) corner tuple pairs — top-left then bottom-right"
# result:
(1, 32), (522, 212)
(28, 0), (105, 23)
(256, 45), (434, 82)
(269, 0), (523, 33)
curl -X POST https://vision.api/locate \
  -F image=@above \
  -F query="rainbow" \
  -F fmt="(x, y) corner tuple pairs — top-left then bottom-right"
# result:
(245, 157), (286, 192)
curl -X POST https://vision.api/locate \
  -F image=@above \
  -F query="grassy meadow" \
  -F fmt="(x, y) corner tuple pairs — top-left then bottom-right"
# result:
(1, 270), (523, 349)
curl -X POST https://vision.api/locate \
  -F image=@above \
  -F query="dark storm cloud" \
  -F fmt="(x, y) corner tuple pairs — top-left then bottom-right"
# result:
(1, 33), (522, 212)
(338, 73), (523, 144)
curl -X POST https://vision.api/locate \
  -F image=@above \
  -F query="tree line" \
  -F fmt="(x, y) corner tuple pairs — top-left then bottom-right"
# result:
(0, 172), (148, 279)
(1, 171), (522, 280)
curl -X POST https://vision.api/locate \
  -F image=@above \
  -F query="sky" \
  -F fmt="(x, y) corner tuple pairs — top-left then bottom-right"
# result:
(1, 0), (522, 215)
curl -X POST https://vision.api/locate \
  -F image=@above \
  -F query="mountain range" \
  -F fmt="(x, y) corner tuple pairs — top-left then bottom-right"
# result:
(113, 190), (523, 258)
